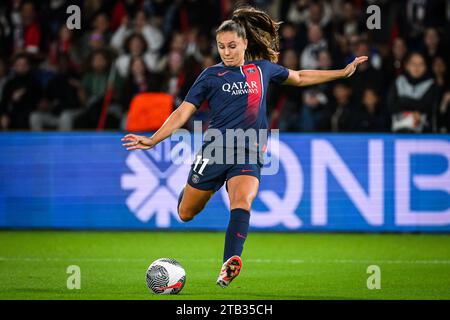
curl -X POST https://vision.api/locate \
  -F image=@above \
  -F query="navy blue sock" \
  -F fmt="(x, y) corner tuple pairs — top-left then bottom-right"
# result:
(177, 188), (185, 214)
(223, 208), (250, 262)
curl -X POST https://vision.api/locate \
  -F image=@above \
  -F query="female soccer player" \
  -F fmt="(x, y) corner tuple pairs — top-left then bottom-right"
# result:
(122, 6), (367, 288)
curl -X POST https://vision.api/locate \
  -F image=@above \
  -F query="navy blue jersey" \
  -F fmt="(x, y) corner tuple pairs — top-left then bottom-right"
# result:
(185, 60), (289, 136)
(184, 60), (289, 189)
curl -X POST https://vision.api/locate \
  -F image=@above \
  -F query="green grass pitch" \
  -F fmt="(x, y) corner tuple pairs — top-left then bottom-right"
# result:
(0, 231), (449, 300)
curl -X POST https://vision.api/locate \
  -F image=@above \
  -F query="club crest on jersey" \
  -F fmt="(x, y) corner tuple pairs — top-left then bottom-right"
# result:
(246, 68), (255, 74)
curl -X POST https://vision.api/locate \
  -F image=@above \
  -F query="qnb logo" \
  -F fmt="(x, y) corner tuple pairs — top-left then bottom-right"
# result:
(121, 140), (191, 227)
(221, 139), (303, 229)
(222, 81), (258, 95)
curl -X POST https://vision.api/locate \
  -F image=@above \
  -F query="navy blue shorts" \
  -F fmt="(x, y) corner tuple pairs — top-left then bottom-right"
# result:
(187, 148), (263, 192)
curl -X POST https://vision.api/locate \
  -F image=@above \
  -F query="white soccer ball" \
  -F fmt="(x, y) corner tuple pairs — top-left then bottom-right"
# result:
(146, 258), (186, 295)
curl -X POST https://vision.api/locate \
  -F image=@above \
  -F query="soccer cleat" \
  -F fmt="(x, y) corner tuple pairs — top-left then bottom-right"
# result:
(216, 255), (242, 288)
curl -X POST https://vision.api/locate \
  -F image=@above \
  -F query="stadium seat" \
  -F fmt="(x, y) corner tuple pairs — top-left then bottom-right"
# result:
(126, 93), (173, 132)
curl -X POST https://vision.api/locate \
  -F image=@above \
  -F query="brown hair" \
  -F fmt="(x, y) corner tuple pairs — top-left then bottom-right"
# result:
(216, 6), (282, 63)
(124, 32), (148, 54)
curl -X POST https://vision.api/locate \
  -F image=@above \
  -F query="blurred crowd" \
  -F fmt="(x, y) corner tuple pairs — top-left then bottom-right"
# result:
(0, 0), (449, 133)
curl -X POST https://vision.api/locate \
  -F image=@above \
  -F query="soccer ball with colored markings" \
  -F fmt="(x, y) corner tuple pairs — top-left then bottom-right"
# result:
(146, 258), (186, 294)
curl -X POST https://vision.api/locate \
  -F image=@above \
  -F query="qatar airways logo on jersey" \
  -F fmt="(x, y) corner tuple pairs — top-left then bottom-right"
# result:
(222, 81), (259, 95)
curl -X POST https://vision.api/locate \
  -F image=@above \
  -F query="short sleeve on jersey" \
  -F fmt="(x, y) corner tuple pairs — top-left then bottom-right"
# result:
(184, 69), (210, 108)
(267, 61), (289, 84)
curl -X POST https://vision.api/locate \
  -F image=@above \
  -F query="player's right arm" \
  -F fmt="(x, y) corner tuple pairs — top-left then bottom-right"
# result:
(283, 56), (368, 87)
(121, 101), (197, 151)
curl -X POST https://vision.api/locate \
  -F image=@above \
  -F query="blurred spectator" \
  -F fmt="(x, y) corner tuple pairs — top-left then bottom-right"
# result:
(348, 39), (383, 101)
(0, 53), (41, 130)
(388, 52), (439, 133)
(0, 57), (8, 101)
(120, 56), (166, 117)
(169, 31), (188, 54)
(0, 0), (447, 133)
(73, 49), (123, 129)
(300, 23), (328, 69)
(279, 22), (302, 53)
(382, 38), (408, 88)
(111, 9), (164, 54)
(29, 54), (81, 131)
(48, 25), (82, 72)
(438, 91), (450, 133)
(176, 54), (202, 107)
(185, 28), (214, 64)
(268, 49), (302, 131)
(12, 1), (41, 54)
(284, 0), (309, 25)
(334, 30), (350, 66)
(421, 27), (449, 67)
(83, 0), (103, 19)
(110, 0), (142, 31)
(160, 0), (219, 36)
(432, 56), (450, 133)
(42, 0), (69, 38)
(0, 3), (13, 57)
(298, 49), (333, 132)
(287, 0), (332, 38)
(79, 12), (112, 60)
(397, 0), (448, 47)
(354, 88), (389, 132)
(163, 50), (193, 107)
(196, 32), (214, 62)
(330, 81), (355, 132)
(201, 55), (216, 69)
(347, 37), (382, 70)
(334, 0), (365, 39)
(307, 0), (333, 40)
(80, 49), (111, 105)
(433, 56), (449, 92)
(115, 32), (162, 78)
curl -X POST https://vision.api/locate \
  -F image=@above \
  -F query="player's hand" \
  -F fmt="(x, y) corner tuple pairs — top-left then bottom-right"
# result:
(343, 56), (368, 78)
(1, 115), (10, 130)
(12, 88), (26, 102)
(121, 134), (155, 151)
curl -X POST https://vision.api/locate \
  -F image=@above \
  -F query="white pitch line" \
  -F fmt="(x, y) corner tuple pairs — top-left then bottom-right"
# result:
(1, 257), (450, 265)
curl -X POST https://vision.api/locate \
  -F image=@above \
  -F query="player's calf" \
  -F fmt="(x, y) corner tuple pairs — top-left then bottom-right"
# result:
(177, 188), (200, 222)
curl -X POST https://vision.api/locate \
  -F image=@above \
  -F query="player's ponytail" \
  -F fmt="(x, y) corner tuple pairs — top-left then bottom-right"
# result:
(231, 6), (282, 63)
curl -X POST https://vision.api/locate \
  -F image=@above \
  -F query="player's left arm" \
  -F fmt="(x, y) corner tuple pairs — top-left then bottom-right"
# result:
(283, 56), (368, 87)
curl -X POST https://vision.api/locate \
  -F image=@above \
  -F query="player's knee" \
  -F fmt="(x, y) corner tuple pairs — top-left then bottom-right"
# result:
(178, 206), (195, 222)
(230, 197), (253, 211)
